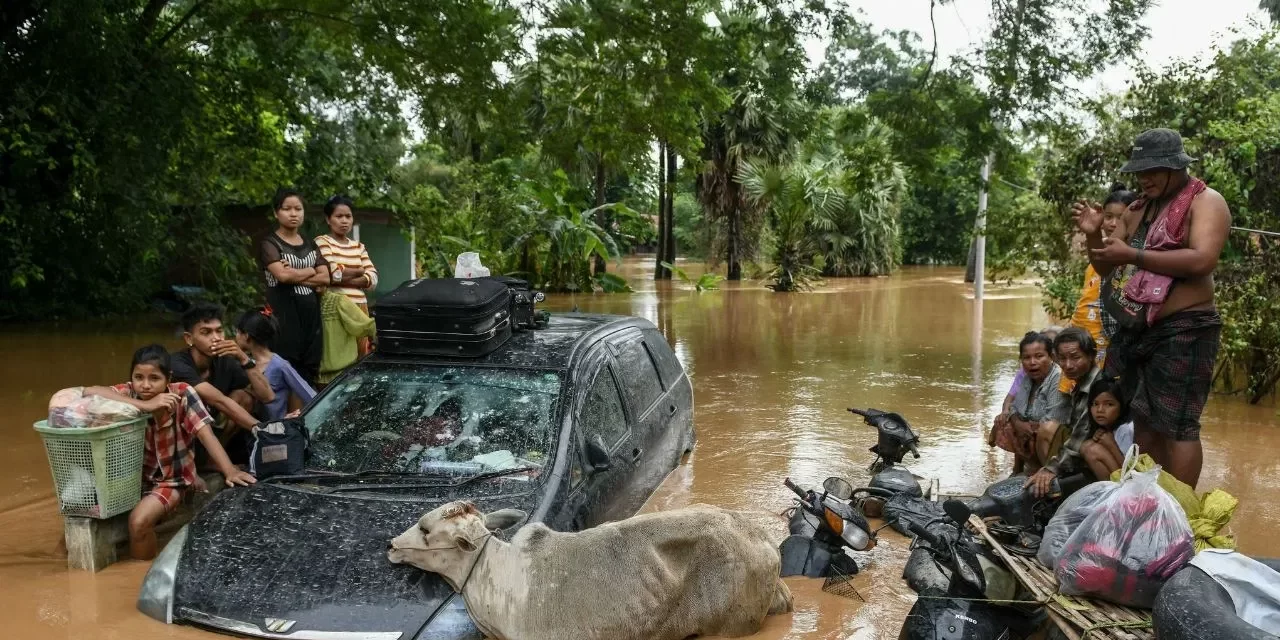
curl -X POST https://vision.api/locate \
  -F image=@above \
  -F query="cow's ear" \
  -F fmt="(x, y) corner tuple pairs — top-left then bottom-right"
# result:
(484, 509), (526, 531)
(455, 535), (477, 553)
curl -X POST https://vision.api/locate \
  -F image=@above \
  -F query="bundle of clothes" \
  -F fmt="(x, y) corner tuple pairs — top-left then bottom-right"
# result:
(47, 386), (141, 429)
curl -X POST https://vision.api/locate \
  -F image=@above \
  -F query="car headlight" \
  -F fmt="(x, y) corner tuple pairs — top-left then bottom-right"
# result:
(414, 593), (483, 640)
(137, 524), (187, 623)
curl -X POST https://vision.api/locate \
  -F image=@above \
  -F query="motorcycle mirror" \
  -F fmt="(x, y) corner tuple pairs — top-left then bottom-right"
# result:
(822, 477), (854, 501)
(943, 498), (973, 526)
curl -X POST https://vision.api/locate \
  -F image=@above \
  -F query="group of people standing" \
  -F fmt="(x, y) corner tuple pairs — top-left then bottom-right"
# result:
(82, 189), (385, 559)
(260, 188), (380, 387)
(990, 128), (1231, 493)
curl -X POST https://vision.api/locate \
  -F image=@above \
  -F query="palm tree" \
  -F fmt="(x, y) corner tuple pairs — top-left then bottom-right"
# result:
(738, 111), (908, 291)
(697, 90), (799, 280)
(737, 158), (837, 291)
(807, 115), (908, 276)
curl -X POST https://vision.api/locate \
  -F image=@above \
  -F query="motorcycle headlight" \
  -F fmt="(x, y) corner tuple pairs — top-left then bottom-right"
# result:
(137, 525), (187, 623)
(414, 593), (484, 640)
(840, 522), (870, 551)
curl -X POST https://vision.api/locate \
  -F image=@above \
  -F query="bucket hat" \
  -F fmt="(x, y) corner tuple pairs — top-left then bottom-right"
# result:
(1119, 128), (1196, 173)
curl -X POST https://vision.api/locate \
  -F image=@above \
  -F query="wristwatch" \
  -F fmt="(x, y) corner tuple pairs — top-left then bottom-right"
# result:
(243, 356), (257, 370)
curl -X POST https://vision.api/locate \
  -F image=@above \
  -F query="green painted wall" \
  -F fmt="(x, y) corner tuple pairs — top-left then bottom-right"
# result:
(358, 223), (414, 301)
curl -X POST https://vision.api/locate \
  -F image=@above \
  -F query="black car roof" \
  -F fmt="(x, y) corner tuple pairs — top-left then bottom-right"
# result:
(366, 313), (649, 371)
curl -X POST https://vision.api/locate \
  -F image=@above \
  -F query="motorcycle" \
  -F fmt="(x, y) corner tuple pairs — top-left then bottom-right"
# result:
(898, 519), (1040, 640)
(941, 473), (1090, 555)
(779, 476), (873, 578)
(844, 408), (939, 530)
(851, 407), (921, 475)
(779, 407), (928, 578)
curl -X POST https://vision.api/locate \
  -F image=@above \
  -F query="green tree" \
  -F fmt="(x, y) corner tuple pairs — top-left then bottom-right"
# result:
(0, 0), (522, 319)
(696, 4), (814, 281)
(738, 109), (909, 290)
(805, 111), (908, 276)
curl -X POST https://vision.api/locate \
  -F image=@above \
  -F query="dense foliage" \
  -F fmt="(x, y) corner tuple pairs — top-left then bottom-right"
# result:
(1, 0), (1160, 314)
(4, 0), (1275, 400)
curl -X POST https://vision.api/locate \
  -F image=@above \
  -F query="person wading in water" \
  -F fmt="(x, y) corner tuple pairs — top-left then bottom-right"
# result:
(1073, 128), (1231, 488)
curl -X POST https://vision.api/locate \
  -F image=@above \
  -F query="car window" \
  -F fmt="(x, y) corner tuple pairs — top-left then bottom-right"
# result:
(580, 365), (629, 450)
(643, 330), (685, 390)
(304, 364), (561, 477)
(612, 337), (663, 415)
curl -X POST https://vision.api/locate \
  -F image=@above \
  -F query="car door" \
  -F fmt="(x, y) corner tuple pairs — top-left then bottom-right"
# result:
(606, 331), (676, 492)
(641, 328), (694, 464)
(564, 351), (644, 528)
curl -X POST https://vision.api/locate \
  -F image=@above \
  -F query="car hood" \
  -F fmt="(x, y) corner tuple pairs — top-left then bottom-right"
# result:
(172, 481), (538, 639)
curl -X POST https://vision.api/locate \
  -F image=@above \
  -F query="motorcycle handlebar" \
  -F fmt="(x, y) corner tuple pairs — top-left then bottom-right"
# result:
(783, 478), (810, 502)
(907, 520), (946, 549)
(907, 442), (920, 458)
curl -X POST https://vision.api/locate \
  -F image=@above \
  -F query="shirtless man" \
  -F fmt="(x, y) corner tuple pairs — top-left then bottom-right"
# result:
(1073, 128), (1231, 488)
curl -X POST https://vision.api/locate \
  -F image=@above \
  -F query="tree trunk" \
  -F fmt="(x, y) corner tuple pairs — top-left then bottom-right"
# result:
(655, 142), (669, 280)
(726, 180), (742, 281)
(593, 156), (607, 275)
(663, 144), (677, 279)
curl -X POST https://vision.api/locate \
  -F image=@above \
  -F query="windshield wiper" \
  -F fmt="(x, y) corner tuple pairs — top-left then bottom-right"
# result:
(265, 469), (450, 485)
(324, 466), (536, 494)
(449, 466), (537, 488)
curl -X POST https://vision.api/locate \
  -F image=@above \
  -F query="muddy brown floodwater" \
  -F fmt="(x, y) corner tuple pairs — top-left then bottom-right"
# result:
(2, 257), (1277, 640)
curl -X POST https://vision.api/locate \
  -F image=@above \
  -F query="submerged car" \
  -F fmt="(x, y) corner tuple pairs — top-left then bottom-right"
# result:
(138, 313), (695, 640)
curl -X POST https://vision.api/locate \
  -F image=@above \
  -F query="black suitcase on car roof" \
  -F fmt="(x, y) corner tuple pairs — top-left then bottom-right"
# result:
(483, 276), (546, 331)
(373, 278), (513, 357)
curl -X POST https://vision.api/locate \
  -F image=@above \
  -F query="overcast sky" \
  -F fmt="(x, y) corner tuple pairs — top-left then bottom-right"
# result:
(821, 0), (1270, 94)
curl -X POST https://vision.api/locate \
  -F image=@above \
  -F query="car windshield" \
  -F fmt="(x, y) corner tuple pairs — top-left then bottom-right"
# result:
(304, 364), (562, 478)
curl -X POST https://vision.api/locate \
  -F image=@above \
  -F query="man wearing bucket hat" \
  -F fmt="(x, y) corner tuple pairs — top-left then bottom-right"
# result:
(1070, 128), (1231, 489)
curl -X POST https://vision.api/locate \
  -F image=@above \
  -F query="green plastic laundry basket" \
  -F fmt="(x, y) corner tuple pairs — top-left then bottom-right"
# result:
(34, 418), (147, 519)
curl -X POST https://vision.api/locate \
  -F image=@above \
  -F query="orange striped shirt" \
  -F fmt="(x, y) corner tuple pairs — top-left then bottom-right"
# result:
(315, 235), (378, 306)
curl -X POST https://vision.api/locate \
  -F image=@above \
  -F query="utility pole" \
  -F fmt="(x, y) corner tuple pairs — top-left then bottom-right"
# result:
(973, 153), (993, 301)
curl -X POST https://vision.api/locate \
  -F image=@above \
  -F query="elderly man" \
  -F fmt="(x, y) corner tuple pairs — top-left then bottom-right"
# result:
(1073, 128), (1231, 488)
(1026, 328), (1101, 497)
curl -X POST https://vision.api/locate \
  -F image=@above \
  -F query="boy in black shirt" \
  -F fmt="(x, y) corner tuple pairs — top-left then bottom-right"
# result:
(172, 303), (275, 463)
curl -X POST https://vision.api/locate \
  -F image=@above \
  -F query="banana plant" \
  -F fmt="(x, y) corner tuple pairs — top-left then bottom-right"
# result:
(661, 262), (723, 292)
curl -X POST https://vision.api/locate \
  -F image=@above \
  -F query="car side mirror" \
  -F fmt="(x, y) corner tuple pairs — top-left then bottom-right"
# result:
(585, 435), (612, 472)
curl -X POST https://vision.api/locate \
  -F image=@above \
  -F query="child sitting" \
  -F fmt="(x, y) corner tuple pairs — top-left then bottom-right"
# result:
(1079, 376), (1129, 480)
(85, 345), (255, 560)
(235, 306), (316, 420)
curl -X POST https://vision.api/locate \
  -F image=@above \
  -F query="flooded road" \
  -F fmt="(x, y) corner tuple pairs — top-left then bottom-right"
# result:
(2, 257), (1277, 639)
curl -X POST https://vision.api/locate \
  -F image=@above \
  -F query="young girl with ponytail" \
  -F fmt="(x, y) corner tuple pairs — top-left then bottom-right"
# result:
(235, 306), (316, 420)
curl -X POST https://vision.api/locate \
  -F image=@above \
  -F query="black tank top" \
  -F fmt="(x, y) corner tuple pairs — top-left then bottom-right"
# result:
(1101, 214), (1154, 331)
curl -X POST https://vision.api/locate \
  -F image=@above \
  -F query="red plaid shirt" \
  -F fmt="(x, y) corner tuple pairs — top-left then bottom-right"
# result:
(111, 382), (212, 489)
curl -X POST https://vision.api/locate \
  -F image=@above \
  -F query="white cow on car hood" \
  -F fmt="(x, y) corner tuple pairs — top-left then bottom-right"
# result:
(389, 501), (793, 640)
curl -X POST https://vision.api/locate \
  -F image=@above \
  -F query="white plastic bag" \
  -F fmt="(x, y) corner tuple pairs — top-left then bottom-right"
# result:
(1038, 480), (1120, 569)
(1055, 466), (1195, 608)
(454, 252), (490, 278)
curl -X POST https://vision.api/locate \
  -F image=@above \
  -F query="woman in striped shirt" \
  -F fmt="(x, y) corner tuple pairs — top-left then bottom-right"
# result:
(315, 195), (378, 355)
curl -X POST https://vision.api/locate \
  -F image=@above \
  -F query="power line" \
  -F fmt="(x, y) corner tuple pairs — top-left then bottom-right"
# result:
(1233, 226), (1280, 238)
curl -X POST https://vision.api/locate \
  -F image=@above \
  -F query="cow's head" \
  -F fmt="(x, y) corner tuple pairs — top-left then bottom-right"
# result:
(388, 501), (525, 588)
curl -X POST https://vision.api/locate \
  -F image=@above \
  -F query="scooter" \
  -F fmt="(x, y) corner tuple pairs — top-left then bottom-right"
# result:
(941, 473), (1091, 555)
(779, 477), (873, 578)
(851, 407), (921, 475)
(845, 408), (932, 527)
(779, 408), (924, 578)
(898, 519), (1040, 640)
